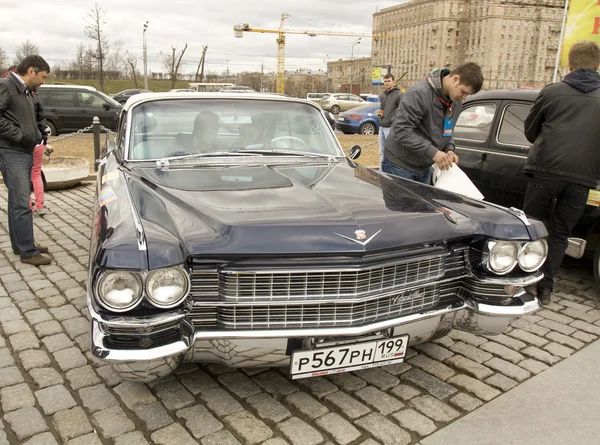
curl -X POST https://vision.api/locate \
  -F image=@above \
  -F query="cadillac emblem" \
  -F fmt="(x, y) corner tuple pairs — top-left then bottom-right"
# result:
(354, 230), (366, 240)
(334, 229), (382, 246)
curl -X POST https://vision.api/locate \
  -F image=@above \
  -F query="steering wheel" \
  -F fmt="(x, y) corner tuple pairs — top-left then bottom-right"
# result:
(268, 136), (308, 150)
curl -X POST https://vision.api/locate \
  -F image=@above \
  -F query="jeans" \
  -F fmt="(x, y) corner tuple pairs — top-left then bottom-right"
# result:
(378, 127), (391, 171)
(382, 157), (432, 185)
(0, 149), (38, 258)
(30, 144), (45, 211)
(523, 176), (589, 290)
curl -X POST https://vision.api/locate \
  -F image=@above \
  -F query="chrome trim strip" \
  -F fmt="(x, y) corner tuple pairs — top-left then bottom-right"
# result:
(465, 294), (540, 317)
(122, 178), (147, 251)
(455, 145), (528, 160)
(101, 312), (187, 328)
(467, 270), (543, 286)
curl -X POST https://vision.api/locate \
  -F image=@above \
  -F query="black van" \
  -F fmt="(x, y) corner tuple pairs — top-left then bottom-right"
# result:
(37, 85), (122, 135)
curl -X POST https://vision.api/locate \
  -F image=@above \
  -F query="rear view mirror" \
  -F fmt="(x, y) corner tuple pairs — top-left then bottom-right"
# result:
(349, 145), (361, 160)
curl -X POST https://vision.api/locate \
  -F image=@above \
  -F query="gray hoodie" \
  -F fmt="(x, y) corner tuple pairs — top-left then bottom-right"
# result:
(378, 86), (403, 128)
(384, 68), (461, 173)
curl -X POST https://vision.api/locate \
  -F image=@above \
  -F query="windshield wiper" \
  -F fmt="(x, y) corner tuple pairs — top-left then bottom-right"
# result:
(234, 148), (336, 159)
(155, 151), (256, 166)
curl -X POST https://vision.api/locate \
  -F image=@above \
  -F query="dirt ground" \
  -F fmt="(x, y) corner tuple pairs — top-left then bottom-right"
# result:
(48, 132), (381, 173)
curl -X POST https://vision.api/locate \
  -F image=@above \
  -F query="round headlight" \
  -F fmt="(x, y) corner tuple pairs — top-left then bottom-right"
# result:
(96, 271), (143, 311)
(487, 241), (518, 274)
(518, 240), (547, 272)
(146, 267), (189, 308)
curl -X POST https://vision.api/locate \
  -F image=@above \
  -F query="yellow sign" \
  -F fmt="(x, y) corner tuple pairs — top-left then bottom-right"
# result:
(372, 67), (382, 85)
(587, 189), (600, 207)
(561, 0), (600, 66)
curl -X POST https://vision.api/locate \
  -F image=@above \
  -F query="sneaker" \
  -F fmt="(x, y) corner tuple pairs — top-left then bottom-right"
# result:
(21, 254), (52, 266)
(13, 245), (49, 255)
(538, 287), (552, 305)
(34, 208), (46, 217)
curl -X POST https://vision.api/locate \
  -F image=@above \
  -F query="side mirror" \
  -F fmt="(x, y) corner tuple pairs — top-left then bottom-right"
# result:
(103, 103), (111, 111)
(349, 145), (361, 160)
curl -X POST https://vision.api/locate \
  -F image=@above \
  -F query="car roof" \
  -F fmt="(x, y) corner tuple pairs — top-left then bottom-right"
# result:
(40, 84), (97, 91)
(123, 92), (319, 111)
(465, 88), (541, 103)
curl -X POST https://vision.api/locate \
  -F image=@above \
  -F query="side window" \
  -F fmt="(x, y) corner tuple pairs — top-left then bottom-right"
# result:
(78, 92), (111, 109)
(48, 91), (76, 107)
(497, 104), (532, 146)
(453, 103), (496, 142)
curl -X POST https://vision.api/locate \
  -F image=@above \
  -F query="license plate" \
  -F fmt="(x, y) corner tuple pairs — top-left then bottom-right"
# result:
(338, 117), (345, 121)
(290, 335), (409, 379)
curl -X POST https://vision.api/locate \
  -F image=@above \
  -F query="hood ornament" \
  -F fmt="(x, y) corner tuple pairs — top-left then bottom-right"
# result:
(334, 229), (382, 246)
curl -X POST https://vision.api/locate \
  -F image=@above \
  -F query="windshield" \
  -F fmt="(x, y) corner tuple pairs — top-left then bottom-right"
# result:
(127, 99), (340, 161)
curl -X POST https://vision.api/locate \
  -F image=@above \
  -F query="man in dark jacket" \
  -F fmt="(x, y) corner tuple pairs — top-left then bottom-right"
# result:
(377, 74), (402, 170)
(0, 55), (52, 265)
(523, 40), (600, 304)
(383, 62), (483, 184)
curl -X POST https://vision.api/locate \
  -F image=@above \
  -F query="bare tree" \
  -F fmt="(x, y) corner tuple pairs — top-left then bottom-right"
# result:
(106, 39), (124, 79)
(163, 43), (188, 89)
(125, 51), (139, 88)
(14, 39), (39, 64)
(0, 46), (7, 72)
(194, 45), (208, 82)
(84, 3), (109, 91)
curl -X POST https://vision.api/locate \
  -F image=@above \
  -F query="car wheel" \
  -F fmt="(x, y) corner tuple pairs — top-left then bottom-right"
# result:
(330, 105), (340, 114)
(594, 245), (600, 287)
(45, 121), (57, 137)
(359, 122), (376, 135)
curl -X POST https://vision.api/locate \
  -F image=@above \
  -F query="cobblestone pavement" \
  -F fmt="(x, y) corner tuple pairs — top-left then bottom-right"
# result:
(0, 183), (599, 445)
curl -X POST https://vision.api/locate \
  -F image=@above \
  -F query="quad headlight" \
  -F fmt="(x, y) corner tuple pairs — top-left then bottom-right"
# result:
(96, 271), (143, 312)
(485, 241), (518, 275)
(145, 267), (189, 308)
(517, 239), (548, 272)
(484, 239), (547, 275)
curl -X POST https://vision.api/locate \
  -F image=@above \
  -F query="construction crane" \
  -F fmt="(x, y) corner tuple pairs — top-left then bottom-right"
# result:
(234, 13), (371, 94)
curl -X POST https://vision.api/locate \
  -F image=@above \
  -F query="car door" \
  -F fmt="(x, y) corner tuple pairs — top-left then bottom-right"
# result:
(453, 100), (501, 194)
(44, 90), (79, 132)
(479, 100), (533, 208)
(77, 91), (121, 130)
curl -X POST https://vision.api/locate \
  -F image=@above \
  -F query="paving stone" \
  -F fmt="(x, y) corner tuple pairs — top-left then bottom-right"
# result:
(1, 382), (35, 412)
(447, 374), (500, 402)
(355, 413), (411, 445)
(327, 372), (367, 391)
(53, 347), (87, 372)
(316, 412), (362, 445)
(570, 320), (600, 336)
(355, 385), (404, 415)
(113, 381), (157, 409)
(354, 367), (400, 390)
(413, 342), (454, 361)
(200, 429), (242, 445)
(445, 355), (494, 380)
(35, 384), (77, 415)
(486, 334), (527, 351)
(449, 392), (484, 412)
(509, 318), (551, 337)
(4, 407), (49, 440)
(401, 368), (457, 400)
(410, 395), (460, 422)
(52, 407), (93, 442)
(224, 411), (272, 445)
(537, 319), (576, 335)
(0, 307), (22, 323)
(537, 309), (574, 325)
(154, 380), (195, 411)
(246, 392), (292, 424)
(519, 359), (549, 375)
(449, 341), (494, 364)
(284, 391), (328, 419)
(176, 404), (222, 438)
(296, 376), (338, 398)
(546, 331), (585, 350)
(113, 432), (150, 445)
(49, 305), (81, 321)
(572, 330), (597, 343)
(253, 371), (298, 398)
(32, 320), (63, 337)
(151, 423), (198, 445)
(200, 387), (244, 417)
(562, 308), (600, 324)
(27, 279), (53, 292)
(262, 439), (290, 445)
(479, 341), (524, 364)
(42, 333), (74, 353)
(447, 330), (488, 347)
(61, 317), (89, 339)
(24, 309), (53, 325)
(44, 296), (67, 308)
(0, 348), (14, 368)
(79, 384), (119, 413)
(96, 365), (123, 387)
(408, 354), (455, 381)
(543, 342), (574, 358)
(277, 417), (323, 445)
(23, 432), (59, 445)
(179, 369), (219, 395)
(8, 331), (39, 351)
(484, 358), (531, 382)
(19, 349), (52, 370)
(383, 362), (413, 376)
(485, 373), (518, 392)
(65, 365), (101, 390)
(324, 391), (371, 419)
(0, 366), (25, 387)
(392, 408), (437, 437)
(134, 401), (173, 431)
(218, 371), (262, 398)
(3, 319), (31, 335)
(16, 299), (41, 312)
(431, 335), (454, 348)
(520, 346), (561, 366)
(390, 383), (421, 401)
(91, 406), (135, 439)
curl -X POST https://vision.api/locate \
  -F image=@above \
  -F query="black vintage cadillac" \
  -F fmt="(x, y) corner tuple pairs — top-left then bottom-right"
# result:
(89, 92), (548, 381)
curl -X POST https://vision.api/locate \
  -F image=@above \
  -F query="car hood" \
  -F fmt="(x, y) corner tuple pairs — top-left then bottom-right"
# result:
(96, 160), (546, 269)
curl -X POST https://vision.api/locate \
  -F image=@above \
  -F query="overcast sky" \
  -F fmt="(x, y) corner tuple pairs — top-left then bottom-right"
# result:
(0, 0), (406, 75)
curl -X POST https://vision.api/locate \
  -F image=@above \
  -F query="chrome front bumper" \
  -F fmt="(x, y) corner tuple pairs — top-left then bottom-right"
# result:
(90, 281), (542, 382)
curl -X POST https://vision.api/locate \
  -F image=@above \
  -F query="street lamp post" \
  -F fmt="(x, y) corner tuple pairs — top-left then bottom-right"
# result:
(349, 38), (361, 95)
(143, 21), (149, 90)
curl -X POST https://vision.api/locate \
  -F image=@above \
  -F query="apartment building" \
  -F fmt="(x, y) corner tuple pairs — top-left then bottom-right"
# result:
(327, 57), (376, 95)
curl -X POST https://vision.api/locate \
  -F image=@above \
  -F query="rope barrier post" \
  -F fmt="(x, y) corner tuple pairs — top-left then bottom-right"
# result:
(93, 117), (101, 172)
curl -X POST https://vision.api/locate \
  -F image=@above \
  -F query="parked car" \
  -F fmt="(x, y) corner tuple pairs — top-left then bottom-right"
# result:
(37, 84), (122, 135)
(307, 92), (329, 105)
(169, 88), (196, 93)
(89, 91), (548, 382)
(219, 86), (256, 92)
(453, 89), (600, 285)
(320, 93), (365, 114)
(112, 88), (151, 104)
(335, 103), (381, 135)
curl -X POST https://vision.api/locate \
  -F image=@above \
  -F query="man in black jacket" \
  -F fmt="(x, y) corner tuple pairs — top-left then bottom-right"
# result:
(0, 55), (52, 266)
(377, 74), (402, 171)
(523, 40), (600, 304)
